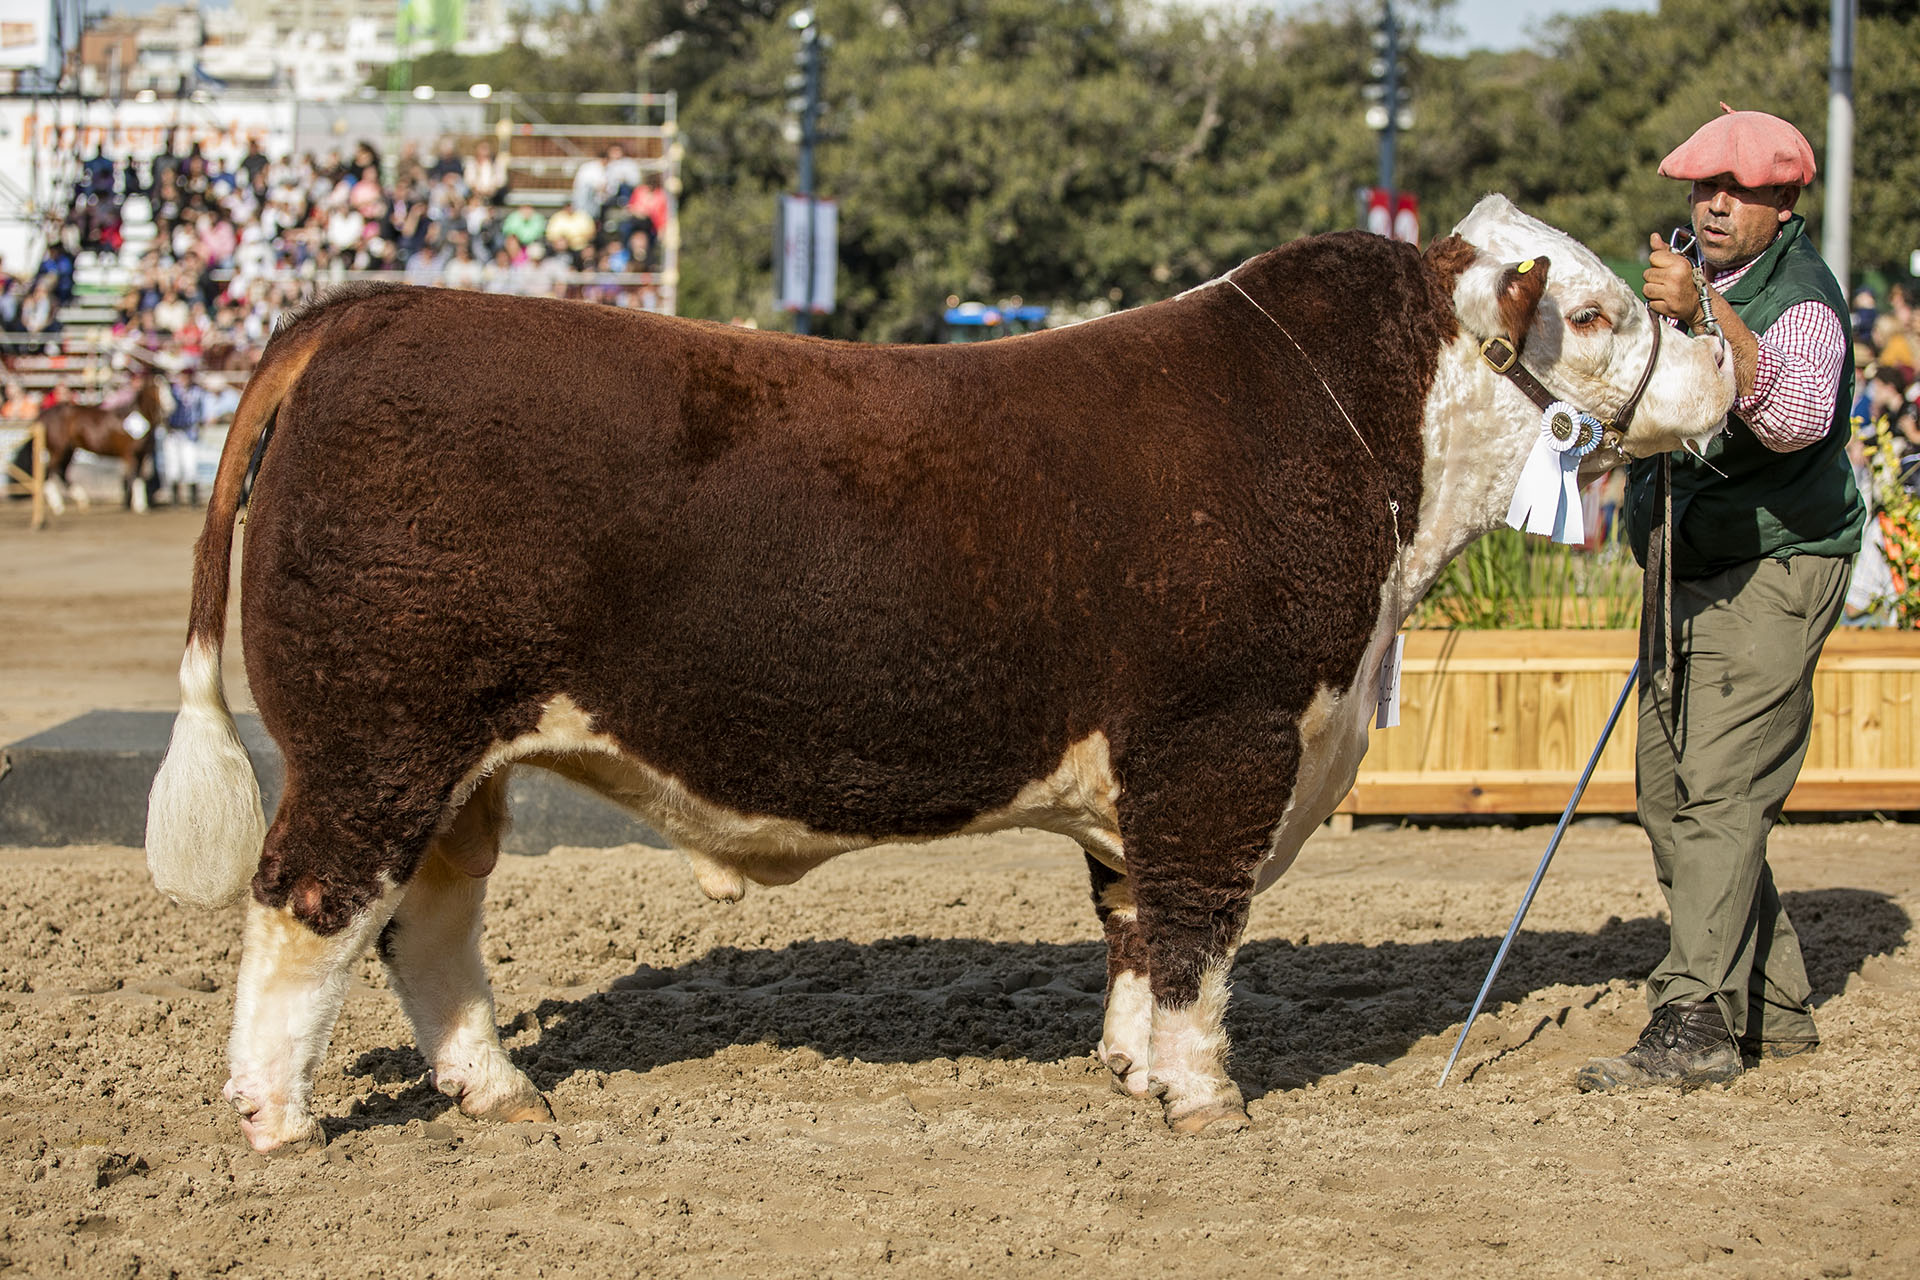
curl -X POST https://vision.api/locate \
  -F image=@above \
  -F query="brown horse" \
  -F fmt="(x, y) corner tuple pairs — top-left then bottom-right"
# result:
(10, 374), (173, 513)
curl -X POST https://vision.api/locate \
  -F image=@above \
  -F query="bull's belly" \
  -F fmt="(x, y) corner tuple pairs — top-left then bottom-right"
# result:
(454, 695), (1125, 900)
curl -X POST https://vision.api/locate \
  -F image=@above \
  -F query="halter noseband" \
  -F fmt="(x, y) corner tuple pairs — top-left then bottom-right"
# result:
(1477, 301), (1665, 455)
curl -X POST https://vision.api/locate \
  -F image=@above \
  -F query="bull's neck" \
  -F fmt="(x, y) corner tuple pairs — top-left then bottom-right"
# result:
(1388, 334), (1549, 620)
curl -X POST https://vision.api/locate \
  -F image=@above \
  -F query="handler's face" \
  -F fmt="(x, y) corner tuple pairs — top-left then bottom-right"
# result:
(1690, 175), (1796, 271)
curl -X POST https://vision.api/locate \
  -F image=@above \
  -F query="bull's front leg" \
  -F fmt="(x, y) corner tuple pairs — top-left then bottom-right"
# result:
(225, 891), (400, 1152)
(1112, 715), (1291, 1135)
(1131, 871), (1253, 1135)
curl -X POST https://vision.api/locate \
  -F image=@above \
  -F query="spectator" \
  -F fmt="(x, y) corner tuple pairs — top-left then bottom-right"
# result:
(465, 138), (508, 205)
(604, 143), (641, 205)
(20, 279), (61, 351)
(35, 239), (75, 306)
(240, 139), (270, 189)
(545, 202), (596, 262)
(2, 378), (37, 421)
(428, 136), (464, 182)
(443, 240), (484, 290)
(0, 264), (22, 332)
(501, 201), (547, 251)
(151, 286), (190, 336)
(626, 175), (670, 272)
(570, 149), (608, 221)
(159, 370), (206, 507)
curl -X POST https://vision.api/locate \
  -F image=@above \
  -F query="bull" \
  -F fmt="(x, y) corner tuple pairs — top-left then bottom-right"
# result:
(147, 196), (1734, 1149)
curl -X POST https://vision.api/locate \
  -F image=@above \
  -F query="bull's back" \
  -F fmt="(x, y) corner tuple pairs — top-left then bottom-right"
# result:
(237, 280), (1410, 837)
(238, 291), (1179, 832)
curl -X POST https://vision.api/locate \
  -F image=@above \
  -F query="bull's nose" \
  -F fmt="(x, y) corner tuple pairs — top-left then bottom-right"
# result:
(1711, 337), (1730, 370)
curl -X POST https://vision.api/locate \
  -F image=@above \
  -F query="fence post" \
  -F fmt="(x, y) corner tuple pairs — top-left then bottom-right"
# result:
(30, 421), (47, 531)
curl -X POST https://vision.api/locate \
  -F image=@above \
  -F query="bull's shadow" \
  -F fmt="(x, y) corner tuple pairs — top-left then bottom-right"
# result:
(342, 888), (1907, 1128)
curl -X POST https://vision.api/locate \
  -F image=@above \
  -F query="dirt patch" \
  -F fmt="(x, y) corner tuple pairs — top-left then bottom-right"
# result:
(2, 508), (1916, 1278)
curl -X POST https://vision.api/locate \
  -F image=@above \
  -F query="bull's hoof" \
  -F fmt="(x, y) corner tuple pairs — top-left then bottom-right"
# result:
(1101, 1052), (1153, 1098)
(432, 1067), (553, 1124)
(1165, 1101), (1250, 1136)
(239, 1113), (325, 1153)
(489, 1093), (555, 1124)
(225, 1077), (325, 1153)
(1160, 1080), (1249, 1136)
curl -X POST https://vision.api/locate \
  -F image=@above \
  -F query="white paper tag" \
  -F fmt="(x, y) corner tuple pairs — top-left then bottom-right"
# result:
(1375, 633), (1405, 729)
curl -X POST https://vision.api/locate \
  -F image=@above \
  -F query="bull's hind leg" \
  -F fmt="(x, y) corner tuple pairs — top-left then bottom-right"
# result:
(1086, 855), (1153, 1098)
(225, 890), (400, 1153)
(378, 772), (550, 1125)
(1119, 716), (1294, 1135)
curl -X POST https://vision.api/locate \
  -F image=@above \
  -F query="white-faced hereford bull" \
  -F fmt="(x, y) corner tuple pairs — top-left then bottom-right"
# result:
(148, 196), (1734, 1150)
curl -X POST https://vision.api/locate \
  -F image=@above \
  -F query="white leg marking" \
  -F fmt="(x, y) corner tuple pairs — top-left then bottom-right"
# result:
(225, 891), (398, 1152)
(1149, 963), (1248, 1134)
(384, 851), (549, 1124)
(1099, 970), (1154, 1097)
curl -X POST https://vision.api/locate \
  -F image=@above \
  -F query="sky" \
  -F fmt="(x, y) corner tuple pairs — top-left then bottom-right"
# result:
(89, 0), (1663, 54)
(1428, 0), (1658, 54)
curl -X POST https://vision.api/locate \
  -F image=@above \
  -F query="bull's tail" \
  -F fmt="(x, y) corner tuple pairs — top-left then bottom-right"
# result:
(146, 324), (326, 908)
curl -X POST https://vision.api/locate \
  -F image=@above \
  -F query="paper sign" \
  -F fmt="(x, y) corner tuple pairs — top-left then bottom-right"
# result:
(1376, 633), (1405, 729)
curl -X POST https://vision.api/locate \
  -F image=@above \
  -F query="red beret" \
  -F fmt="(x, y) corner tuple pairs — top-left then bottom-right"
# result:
(1659, 103), (1817, 188)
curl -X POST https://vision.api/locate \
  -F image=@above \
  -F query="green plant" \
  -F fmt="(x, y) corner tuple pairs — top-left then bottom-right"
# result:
(1413, 528), (1643, 629)
(1862, 418), (1920, 628)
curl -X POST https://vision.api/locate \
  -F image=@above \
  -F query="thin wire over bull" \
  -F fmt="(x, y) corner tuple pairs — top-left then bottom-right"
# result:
(146, 196), (1736, 1151)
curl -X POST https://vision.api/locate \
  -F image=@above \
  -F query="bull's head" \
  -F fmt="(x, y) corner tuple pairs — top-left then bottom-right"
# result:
(1441, 194), (1735, 465)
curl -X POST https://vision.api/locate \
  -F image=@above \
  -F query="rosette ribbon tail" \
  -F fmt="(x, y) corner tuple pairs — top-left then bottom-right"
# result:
(1505, 400), (1598, 545)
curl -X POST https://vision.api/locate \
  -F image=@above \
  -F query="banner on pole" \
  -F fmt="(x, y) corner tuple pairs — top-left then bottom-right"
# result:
(1361, 187), (1420, 246)
(774, 193), (837, 315)
(0, 0), (55, 74)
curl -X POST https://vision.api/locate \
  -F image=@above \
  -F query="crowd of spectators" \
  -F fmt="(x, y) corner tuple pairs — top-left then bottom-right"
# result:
(1, 130), (673, 383)
(1841, 283), (1920, 624)
(1851, 283), (1920, 478)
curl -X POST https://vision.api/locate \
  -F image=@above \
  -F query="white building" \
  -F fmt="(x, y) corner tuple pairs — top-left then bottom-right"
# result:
(73, 0), (537, 102)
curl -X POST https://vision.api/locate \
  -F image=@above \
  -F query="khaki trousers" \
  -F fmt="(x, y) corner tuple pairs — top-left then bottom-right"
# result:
(1636, 553), (1851, 1044)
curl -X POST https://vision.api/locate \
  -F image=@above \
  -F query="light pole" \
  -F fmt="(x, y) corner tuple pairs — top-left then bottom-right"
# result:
(789, 8), (823, 335)
(1822, 0), (1855, 292)
(1365, 1), (1408, 198)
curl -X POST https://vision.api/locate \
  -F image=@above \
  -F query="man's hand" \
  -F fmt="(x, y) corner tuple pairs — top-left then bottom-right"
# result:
(1643, 232), (1704, 329)
(1642, 234), (1759, 395)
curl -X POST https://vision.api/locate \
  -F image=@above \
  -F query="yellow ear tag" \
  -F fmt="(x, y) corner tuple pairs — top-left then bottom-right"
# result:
(1517, 259), (1536, 274)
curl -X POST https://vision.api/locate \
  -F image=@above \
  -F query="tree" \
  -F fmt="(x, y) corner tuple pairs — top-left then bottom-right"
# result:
(480, 0), (1919, 332)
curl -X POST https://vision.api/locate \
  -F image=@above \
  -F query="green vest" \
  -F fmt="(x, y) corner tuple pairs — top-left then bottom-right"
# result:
(1626, 216), (1864, 578)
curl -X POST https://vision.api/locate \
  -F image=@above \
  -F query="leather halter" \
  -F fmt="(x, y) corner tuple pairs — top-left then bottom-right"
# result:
(1477, 302), (1665, 454)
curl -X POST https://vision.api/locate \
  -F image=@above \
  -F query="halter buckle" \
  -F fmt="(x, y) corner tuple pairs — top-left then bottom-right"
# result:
(1479, 336), (1519, 375)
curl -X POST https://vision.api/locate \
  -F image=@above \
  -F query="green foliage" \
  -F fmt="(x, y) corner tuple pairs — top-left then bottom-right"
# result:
(1414, 530), (1644, 629)
(1861, 419), (1920, 627)
(446, 0), (1918, 336)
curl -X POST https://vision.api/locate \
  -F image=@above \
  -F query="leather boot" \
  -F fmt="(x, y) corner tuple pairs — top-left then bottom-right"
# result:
(1739, 1036), (1818, 1061)
(1575, 999), (1742, 1092)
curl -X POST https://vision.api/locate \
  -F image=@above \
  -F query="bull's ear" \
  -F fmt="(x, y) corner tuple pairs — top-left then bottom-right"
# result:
(1497, 256), (1550, 349)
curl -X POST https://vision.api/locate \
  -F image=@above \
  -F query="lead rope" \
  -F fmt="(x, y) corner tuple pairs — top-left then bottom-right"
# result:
(1645, 273), (1723, 758)
(1226, 276), (1406, 619)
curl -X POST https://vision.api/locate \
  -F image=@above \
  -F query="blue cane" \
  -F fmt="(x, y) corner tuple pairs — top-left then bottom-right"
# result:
(1436, 659), (1641, 1087)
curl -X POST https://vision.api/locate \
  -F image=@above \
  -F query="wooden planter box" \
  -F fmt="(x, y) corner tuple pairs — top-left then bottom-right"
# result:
(1340, 629), (1920, 816)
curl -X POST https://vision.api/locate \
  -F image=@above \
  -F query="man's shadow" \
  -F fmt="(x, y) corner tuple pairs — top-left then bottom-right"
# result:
(341, 888), (1907, 1129)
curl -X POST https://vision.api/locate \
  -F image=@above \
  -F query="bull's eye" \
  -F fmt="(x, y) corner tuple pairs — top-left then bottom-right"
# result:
(1568, 306), (1604, 328)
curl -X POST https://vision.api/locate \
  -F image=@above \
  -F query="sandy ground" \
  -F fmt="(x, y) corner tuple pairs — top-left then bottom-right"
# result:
(2, 506), (1917, 1279)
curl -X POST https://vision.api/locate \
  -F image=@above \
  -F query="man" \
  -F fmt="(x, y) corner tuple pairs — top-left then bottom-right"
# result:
(160, 370), (207, 508)
(1577, 107), (1865, 1092)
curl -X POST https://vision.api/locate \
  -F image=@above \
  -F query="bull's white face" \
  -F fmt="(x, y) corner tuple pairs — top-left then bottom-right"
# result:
(1451, 194), (1736, 458)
